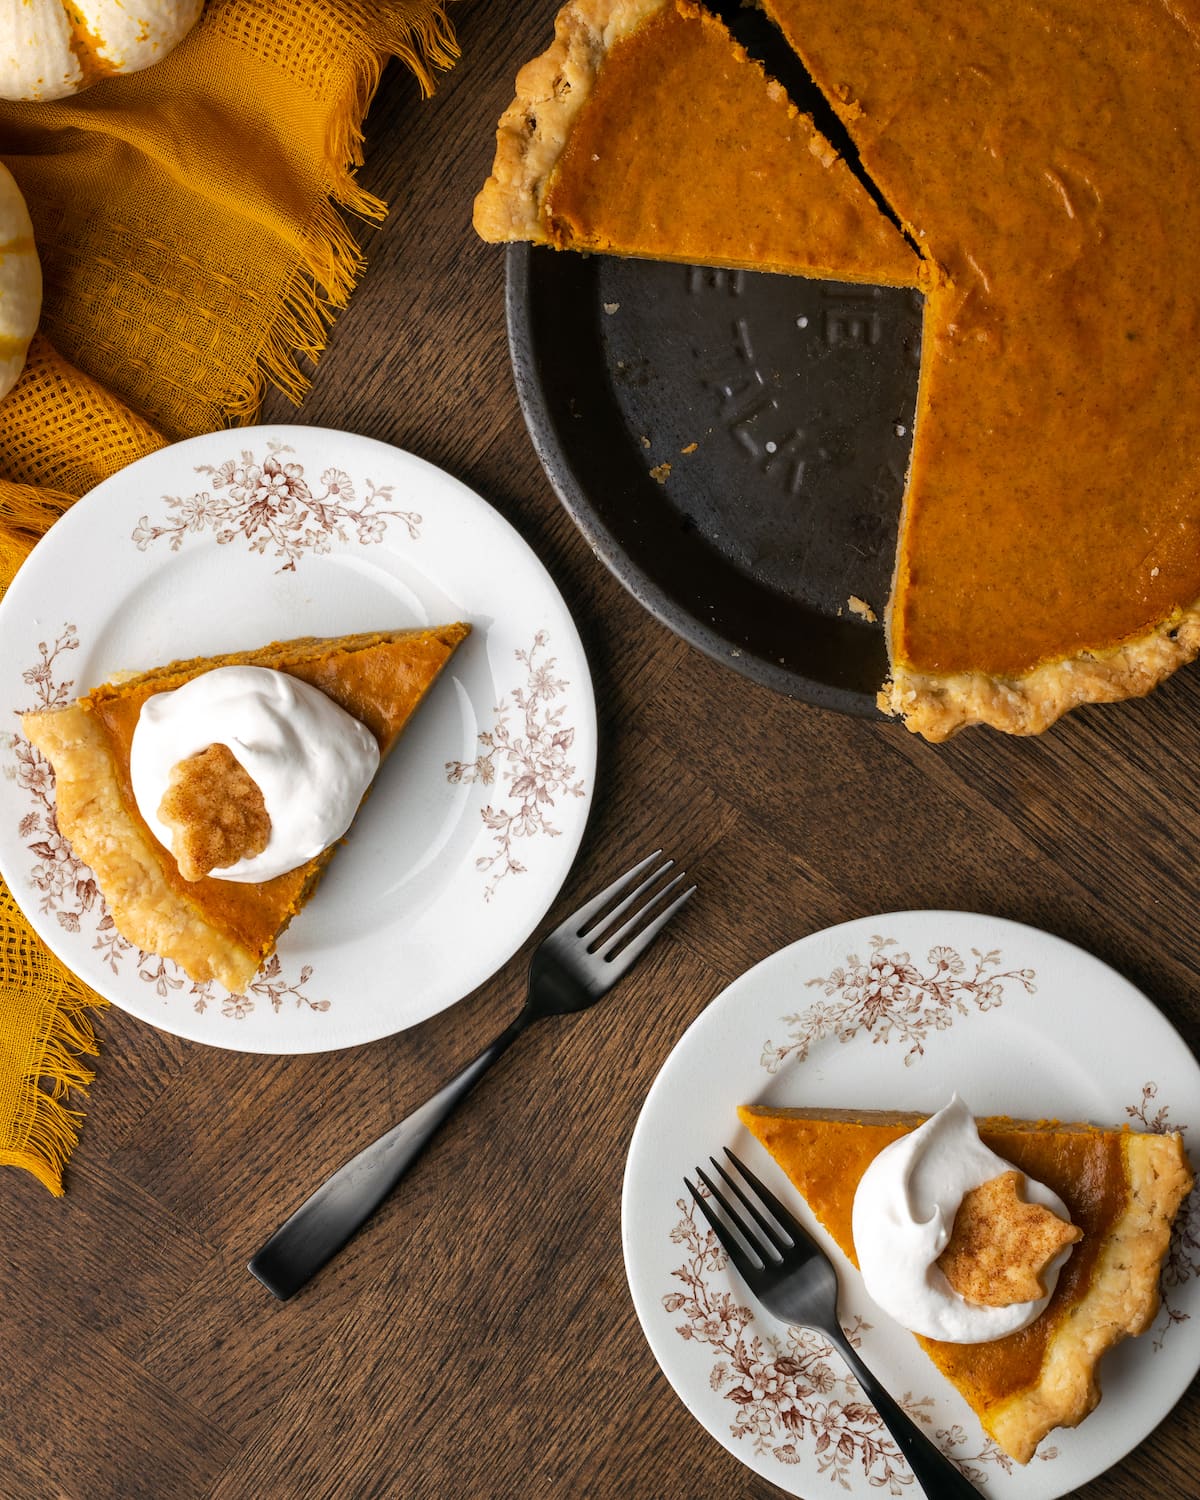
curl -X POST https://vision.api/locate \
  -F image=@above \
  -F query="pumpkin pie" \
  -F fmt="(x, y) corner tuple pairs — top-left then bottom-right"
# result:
(21, 625), (470, 993)
(738, 1104), (1194, 1462)
(480, 0), (1200, 738)
(473, 0), (918, 287)
(756, 0), (1200, 736)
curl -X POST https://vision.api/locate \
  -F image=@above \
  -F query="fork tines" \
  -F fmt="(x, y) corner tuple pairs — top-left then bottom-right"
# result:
(686, 1149), (804, 1273)
(557, 849), (696, 967)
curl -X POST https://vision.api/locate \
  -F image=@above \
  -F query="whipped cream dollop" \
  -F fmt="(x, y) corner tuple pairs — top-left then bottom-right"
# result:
(130, 666), (380, 883)
(851, 1095), (1075, 1343)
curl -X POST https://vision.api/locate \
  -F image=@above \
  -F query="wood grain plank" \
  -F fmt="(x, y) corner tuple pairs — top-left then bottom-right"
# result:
(0, 1303), (238, 1500)
(0, 1156), (211, 1358)
(5, 0), (1197, 1496)
(105, 1038), (415, 1247)
(177, 943), (734, 1499)
(74, 1001), (191, 1161)
(0, 1434), (76, 1500)
(893, 674), (1200, 984)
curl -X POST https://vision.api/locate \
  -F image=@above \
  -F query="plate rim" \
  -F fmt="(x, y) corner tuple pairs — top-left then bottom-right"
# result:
(621, 908), (1200, 1498)
(0, 423), (598, 1055)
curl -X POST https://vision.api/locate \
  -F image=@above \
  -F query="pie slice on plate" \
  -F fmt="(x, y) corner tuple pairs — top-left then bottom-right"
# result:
(21, 625), (470, 993)
(473, 0), (919, 286)
(738, 1105), (1193, 1462)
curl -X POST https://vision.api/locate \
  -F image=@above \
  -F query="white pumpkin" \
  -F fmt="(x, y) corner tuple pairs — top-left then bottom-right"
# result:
(0, 0), (204, 102)
(0, 163), (40, 401)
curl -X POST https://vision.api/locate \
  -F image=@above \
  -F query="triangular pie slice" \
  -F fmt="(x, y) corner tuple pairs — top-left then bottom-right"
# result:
(474, 0), (920, 287)
(738, 1105), (1193, 1462)
(21, 625), (470, 993)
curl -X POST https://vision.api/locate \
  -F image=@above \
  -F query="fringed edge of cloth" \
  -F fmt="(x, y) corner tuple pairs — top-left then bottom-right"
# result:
(0, 883), (106, 1198)
(229, 2), (460, 417)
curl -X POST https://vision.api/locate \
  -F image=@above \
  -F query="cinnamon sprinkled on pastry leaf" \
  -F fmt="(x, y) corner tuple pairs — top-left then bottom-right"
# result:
(938, 1170), (1082, 1307)
(158, 743), (271, 881)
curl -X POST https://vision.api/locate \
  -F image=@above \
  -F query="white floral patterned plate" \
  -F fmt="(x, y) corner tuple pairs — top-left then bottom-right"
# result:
(0, 426), (595, 1053)
(622, 912), (1200, 1499)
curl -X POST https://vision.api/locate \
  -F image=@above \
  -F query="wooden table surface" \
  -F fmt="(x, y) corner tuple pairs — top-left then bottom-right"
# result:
(4, 3), (1198, 1496)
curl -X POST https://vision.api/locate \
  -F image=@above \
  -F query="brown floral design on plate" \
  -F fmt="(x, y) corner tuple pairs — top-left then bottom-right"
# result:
(130, 440), (421, 572)
(664, 1197), (1054, 1491)
(761, 935), (1038, 1072)
(446, 631), (586, 900)
(7, 625), (327, 1020)
(1126, 1082), (1199, 1348)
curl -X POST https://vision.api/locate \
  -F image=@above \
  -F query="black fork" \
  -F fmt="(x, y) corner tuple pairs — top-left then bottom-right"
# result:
(248, 851), (695, 1299)
(687, 1150), (983, 1499)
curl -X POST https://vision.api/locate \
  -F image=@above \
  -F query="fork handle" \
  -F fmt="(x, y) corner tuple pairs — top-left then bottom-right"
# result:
(248, 1012), (530, 1300)
(828, 1327), (984, 1498)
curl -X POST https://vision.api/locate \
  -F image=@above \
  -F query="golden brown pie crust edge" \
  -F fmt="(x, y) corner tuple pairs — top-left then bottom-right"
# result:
(986, 1130), (1193, 1463)
(880, 605), (1200, 741)
(21, 704), (265, 993)
(738, 1105), (1194, 1461)
(473, 0), (669, 243)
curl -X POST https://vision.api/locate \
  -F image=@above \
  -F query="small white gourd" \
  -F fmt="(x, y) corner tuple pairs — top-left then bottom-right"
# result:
(0, 162), (41, 401)
(0, 0), (204, 102)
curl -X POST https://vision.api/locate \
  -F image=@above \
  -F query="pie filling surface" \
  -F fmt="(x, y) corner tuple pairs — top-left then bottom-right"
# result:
(738, 1105), (1194, 1462)
(758, 0), (1200, 737)
(477, 0), (1200, 738)
(21, 625), (470, 992)
(474, 0), (919, 285)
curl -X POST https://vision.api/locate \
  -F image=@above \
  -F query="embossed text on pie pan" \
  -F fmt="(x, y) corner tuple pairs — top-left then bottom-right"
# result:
(506, 242), (923, 716)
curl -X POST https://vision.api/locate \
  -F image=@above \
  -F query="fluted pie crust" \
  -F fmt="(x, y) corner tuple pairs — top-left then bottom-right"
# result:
(738, 1105), (1194, 1463)
(881, 608), (1200, 742)
(473, 0), (664, 245)
(21, 626), (470, 993)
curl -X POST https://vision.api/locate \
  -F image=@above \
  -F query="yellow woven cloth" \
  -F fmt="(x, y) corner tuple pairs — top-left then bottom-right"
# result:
(0, 0), (456, 1193)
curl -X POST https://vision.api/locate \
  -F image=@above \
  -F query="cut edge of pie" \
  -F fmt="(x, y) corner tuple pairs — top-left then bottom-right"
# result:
(753, 0), (1200, 740)
(737, 1104), (1194, 1463)
(483, 0), (1200, 741)
(473, 0), (921, 287)
(21, 625), (470, 994)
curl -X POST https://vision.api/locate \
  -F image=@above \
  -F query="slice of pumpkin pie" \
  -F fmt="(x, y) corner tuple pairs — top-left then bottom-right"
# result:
(474, 0), (919, 287)
(21, 625), (470, 992)
(738, 1102), (1194, 1462)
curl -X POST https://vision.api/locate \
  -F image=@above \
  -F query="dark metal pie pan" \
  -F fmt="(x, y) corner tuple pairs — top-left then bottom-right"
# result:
(506, 243), (922, 715)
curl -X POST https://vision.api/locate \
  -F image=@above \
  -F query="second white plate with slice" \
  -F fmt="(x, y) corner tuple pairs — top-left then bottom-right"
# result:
(0, 426), (596, 1054)
(622, 911), (1200, 1499)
